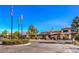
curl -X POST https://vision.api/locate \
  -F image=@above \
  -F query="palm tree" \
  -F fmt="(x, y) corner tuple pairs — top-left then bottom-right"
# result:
(18, 17), (20, 39)
(10, 6), (14, 40)
(19, 14), (23, 39)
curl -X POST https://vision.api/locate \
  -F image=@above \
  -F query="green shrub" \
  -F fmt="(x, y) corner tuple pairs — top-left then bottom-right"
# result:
(75, 34), (79, 41)
(64, 42), (72, 44)
(2, 39), (29, 45)
(74, 41), (79, 45)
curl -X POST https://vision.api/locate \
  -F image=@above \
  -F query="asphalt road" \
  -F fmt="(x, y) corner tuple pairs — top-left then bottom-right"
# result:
(0, 40), (79, 53)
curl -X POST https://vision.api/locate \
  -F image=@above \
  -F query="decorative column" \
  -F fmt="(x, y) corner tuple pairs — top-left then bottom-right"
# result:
(60, 30), (63, 39)
(68, 29), (71, 39)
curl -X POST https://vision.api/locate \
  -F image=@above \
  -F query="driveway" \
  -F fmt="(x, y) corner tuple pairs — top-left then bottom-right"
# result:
(0, 40), (79, 53)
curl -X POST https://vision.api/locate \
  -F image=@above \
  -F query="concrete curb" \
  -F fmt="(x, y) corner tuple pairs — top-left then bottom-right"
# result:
(2, 43), (31, 47)
(14, 43), (31, 47)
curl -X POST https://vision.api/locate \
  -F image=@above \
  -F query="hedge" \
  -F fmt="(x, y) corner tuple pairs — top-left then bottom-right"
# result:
(2, 39), (29, 45)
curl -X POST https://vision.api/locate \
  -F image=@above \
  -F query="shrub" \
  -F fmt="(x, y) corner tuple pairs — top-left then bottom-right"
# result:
(64, 42), (72, 44)
(2, 39), (29, 45)
(75, 34), (79, 41)
(74, 41), (79, 45)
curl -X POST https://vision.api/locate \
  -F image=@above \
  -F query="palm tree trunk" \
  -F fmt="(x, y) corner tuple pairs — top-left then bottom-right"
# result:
(11, 15), (13, 40)
(18, 19), (20, 40)
(21, 21), (23, 39)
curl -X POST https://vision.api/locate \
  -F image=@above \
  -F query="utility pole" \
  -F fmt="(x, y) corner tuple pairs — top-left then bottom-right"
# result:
(10, 6), (13, 40)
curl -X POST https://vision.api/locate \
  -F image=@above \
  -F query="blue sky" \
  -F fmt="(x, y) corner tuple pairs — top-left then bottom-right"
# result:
(0, 5), (79, 32)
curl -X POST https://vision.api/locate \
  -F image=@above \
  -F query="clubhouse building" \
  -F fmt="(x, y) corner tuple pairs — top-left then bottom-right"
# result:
(6, 27), (79, 40)
(37, 27), (78, 40)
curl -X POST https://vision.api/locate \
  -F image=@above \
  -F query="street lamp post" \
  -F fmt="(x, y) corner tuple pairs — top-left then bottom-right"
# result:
(10, 6), (13, 40)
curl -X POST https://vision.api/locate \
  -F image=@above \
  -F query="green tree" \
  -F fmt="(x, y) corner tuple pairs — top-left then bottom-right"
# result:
(1, 30), (8, 38)
(71, 16), (79, 32)
(71, 16), (79, 39)
(28, 24), (39, 39)
(13, 31), (21, 39)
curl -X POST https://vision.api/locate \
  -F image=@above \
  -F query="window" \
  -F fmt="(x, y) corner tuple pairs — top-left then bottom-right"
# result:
(63, 30), (68, 32)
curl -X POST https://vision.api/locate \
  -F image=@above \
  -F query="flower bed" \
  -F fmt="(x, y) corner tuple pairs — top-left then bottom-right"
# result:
(2, 39), (29, 45)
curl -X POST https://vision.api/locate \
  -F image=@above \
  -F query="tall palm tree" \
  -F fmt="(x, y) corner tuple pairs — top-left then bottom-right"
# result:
(10, 6), (13, 40)
(18, 17), (20, 39)
(19, 15), (23, 39)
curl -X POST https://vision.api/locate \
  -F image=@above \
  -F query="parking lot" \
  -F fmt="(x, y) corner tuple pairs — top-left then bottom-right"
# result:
(0, 40), (78, 53)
